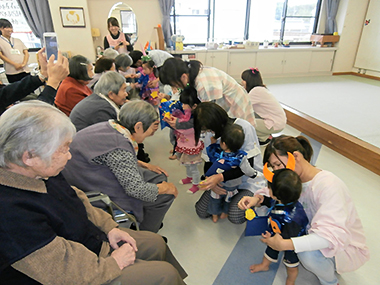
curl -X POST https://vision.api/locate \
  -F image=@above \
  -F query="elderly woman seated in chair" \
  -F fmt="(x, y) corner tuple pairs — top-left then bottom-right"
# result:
(0, 101), (187, 284)
(63, 99), (178, 233)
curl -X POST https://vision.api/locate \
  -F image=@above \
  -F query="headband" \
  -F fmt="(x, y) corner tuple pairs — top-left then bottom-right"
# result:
(263, 152), (295, 182)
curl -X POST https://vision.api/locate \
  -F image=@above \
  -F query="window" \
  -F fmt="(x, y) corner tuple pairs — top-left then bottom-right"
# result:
(170, 0), (321, 44)
(0, 0), (41, 49)
(120, 10), (137, 34)
(170, 0), (210, 43)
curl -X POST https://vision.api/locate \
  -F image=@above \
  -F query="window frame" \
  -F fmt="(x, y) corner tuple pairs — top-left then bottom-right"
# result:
(170, 0), (322, 45)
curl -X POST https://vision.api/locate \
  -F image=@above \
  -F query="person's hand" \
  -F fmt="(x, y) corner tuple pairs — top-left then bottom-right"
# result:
(238, 196), (261, 210)
(122, 40), (130, 46)
(199, 174), (224, 191)
(147, 78), (159, 88)
(37, 48), (48, 77)
(14, 63), (23, 70)
(210, 136), (217, 144)
(260, 231), (295, 251)
(210, 184), (227, 195)
(108, 228), (138, 251)
(45, 51), (69, 89)
(157, 92), (168, 101)
(144, 163), (169, 177)
(157, 181), (178, 197)
(111, 243), (136, 270)
(163, 116), (177, 129)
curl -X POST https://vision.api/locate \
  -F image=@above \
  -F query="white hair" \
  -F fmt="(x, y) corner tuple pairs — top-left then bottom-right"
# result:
(0, 101), (76, 168)
(103, 48), (119, 59)
(94, 71), (126, 96)
(119, 100), (158, 133)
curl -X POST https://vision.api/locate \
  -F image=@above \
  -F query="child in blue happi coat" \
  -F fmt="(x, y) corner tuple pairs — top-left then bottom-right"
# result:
(238, 166), (308, 285)
(203, 124), (257, 222)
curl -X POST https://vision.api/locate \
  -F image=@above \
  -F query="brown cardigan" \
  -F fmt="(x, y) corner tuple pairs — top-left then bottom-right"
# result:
(0, 168), (121, 284)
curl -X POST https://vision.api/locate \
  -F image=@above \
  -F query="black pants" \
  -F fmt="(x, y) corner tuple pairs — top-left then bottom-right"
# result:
(6, 72), (29, 83)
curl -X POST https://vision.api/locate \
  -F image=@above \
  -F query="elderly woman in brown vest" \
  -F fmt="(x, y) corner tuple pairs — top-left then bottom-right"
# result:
(0, 101), (186, 284)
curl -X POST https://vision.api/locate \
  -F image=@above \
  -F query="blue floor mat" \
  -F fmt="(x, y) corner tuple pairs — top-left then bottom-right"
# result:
(213, 233), (282, 285)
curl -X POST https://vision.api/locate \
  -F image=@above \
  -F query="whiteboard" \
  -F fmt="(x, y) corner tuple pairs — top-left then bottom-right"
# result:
(354, 0), (380, 72)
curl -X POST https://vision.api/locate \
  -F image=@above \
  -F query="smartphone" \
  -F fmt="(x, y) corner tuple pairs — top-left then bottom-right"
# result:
(43, 32), (59, 61)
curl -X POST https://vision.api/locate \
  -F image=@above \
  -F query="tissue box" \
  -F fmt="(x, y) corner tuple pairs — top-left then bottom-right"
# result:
(244, 41), (260, 50)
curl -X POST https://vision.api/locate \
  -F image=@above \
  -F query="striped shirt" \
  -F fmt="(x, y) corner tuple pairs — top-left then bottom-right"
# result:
(195, 66), (256, 127)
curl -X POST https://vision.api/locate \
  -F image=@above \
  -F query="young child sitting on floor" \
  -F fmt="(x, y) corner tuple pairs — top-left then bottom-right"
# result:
(203, 124), (257, 223)
(238, 163), (309, 285)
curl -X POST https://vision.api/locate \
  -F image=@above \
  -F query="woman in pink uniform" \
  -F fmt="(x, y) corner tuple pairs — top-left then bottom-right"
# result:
(104, 17), (133, 54)
(239, 135), (370, 285)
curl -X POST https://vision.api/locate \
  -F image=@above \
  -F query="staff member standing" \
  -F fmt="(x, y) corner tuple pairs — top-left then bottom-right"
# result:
(0, 18), (29, 83)
(104, 17), (133, 54)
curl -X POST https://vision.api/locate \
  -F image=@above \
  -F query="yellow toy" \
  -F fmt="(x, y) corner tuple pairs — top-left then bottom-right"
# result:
(245, 209), (256, 221)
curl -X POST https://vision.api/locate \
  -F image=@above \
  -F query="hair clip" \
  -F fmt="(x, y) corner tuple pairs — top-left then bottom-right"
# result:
(141, 55), (151, 62)
(263, 152), (296, 182)
(250, 67), (259, 74)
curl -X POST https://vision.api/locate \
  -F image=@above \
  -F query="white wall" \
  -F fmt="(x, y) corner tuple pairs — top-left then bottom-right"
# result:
(48, 0), (96, 61)
(87, 0), (162, 53)
(332, 0), (369, 73)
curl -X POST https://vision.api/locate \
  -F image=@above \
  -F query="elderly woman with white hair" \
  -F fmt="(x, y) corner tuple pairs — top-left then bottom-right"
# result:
(70, 71), (128, 132)
(63, 100), (178, 233)
(70, 71), (149, 162)
(0, 101), (187, 284)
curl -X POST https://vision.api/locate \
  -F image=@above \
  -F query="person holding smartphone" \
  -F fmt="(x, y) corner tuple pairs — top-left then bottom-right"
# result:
(104, 17), (133, 54)
(0, 48), (69, 114)
(0, 18), (30, 83)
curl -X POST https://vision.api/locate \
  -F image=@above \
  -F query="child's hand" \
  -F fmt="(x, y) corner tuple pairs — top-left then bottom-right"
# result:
(163, 116), (177, 129)
(210, 137), (217, 144)
(238, 196), (259, 210)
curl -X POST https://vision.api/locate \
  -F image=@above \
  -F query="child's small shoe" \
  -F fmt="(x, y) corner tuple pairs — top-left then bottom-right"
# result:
(186, 184), (199, 194)
(179, 177), (192, 184)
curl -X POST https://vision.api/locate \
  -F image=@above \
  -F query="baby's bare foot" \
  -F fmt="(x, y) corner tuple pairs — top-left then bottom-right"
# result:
(249, 263), (270, 273)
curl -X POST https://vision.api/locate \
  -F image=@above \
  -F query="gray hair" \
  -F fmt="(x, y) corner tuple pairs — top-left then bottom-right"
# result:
(94, 71), (126, 96)
(103, 48), (119, 59)
(119, 100), (158, 133)
(0, 101), (76, 168)
(115, 54), (133, 70)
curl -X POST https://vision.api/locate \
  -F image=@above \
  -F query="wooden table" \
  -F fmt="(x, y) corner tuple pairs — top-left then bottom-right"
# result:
(310, 34), (340, 47)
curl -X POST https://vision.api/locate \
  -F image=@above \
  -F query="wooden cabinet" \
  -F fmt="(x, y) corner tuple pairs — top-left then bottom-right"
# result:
(256, 52), (284, 76)
(172, 47), (336, 78)
(256, 50), (312, 77)
(309, 51), (335, 72)
(228, 51), (257, 79)
(196, 51), (228, 73)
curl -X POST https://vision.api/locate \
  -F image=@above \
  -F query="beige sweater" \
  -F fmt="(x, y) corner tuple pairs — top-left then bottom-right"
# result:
(0, 169), (121, 285)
